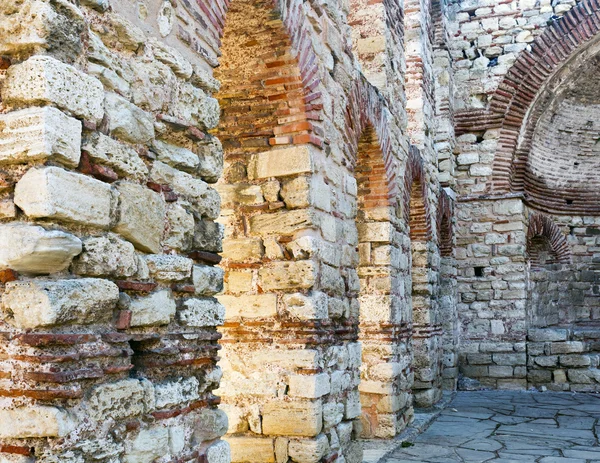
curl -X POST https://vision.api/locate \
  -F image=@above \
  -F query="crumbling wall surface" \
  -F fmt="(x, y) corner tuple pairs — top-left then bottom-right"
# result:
(0, 0), (228, 462)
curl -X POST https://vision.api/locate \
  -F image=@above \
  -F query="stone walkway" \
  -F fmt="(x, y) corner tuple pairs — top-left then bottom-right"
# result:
(382, 391), (600, 463)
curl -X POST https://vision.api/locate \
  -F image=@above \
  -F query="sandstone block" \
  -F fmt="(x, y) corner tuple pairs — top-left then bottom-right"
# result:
(123, 427), (169, 463)
(88, 379), (152, 421)
(197, 136), (224, 183)
(323, 402), (344, 429)
(3, 278), (119, 328)
(83, 132), (148, 180)
(150, 161), (220, 219)
(258, 261), (316, 291)
(218, 294), (277, 319)
(281, 176), (310, 208)
(0, 107), (81, 166)
(206, 440), (231, 463)
(171, 82), (219, 130)
(113, 182), (165, 253)
(357, 222), (392, 242)
(193, 265), (224, 295)
(227, 437), (275, 463)
(130, 290), (176, 326)
(222, 238), (264, 262)
(0, 223), (82, 274)
(249, 146), (313, 179)
(289, 373), (330, 399)
(3, 55), (104, 123)
(178, 298), (225, 327)
(250, 209), (315, 236)
(154, 377), (199, 408)
(105, 92), (154, 144)
(288, 435), (329, 463)
(164, 204), (195, 251)
(144, 255), (193, 281)
(14, 166), (113, 228)
(0, 406), (74, 438)
(262, 400), (323, 437)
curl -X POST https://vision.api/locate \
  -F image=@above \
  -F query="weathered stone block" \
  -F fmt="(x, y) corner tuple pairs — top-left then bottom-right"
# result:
(164, 204), (195, 251)
(227, 437), (275, 463)
(551, 342), (585, 354)
(289, 373), (330, 399)
(104, 92), (154, 144)
(83, 132), (148, 180)
(249, 145), (313, 180)
(178, 298), (225, 327)
(72, 234), (137, 277)
(152, 139), (199, 171)
(3, 55), (104, 123)
(130, 290), (176, 326)
(206, 440), (230, 463)
(288, 435), (329, 463)
(3, 278), (119, 328)
(222, 238), (264, 262)
(14, 166), (113, 228)
(262, 400), (323, 437)
(0, 406), (74, 438)
(113, 182), (165, 253)
(144, 255), (193, 281)
(0, 223), (82, 274)
(87, 379), (153, 421)
(250, 209), (315, 236)
(193, 265), (224, 295)
(218, 294), (277, 319)
(528, 328), (568, 342)
(193, 219), (223, 252)
(123, 427), (169, 463)
(0, 107), (81, 166)
(154, 377), (199, 408)
(258, 261), (316, 291)
(283, 292), (328, 320)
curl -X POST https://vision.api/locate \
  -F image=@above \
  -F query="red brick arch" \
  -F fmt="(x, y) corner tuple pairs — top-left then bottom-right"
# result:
(527, 213), (571, 267)
(437, 188), (453, 257)
(454, 0), (600, 213)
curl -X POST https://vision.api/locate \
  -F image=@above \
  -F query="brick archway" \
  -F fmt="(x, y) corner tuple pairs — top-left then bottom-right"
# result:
(404, 146), (432, 239)
(454, 0), (600, 213)
(437, 188), (453, 258)
(527, 213), (571, 268)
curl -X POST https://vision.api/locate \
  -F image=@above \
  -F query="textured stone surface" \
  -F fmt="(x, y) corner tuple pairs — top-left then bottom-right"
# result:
(14, 166), (113, 228)
(82, 132), (148, 180)
(0, 406), (75, 438)
(3, 278), (119, 328)
(0, 106), (81, 166)
(2, 55), (104, 123)
(129, 290), (176, 327)
(178, 298), (226, 326)
(71, 234), (137, 277)
(0, 223), (82, 274)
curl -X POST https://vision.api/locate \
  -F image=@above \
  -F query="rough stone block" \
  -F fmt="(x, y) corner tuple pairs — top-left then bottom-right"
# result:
(152, 139), (199, 171)
(218, 294), (277, 319)
(357, 222), (392, 242)
(528, 328), (568, 342)
(0, 223), (82, 274)
(123, 427), (169, 463)
(105, 92), (154, 144)
(164, 204), (195, 251)
(3, 55), (104, 123)
(289, 373), (330, 399)
(194, 409), (229, 442)
(88, 379), (153, 421)
(283, 292), (328, 320)
(262, 400), (322, 437)
(193, 265), (224, 295)
(258, 261), (316, 291)
(14, 166), (113, 228)
(222, 238), (264, 262)
(0, 107), (81, 166)
(154, 377), (199, 408)
(130, 290), (176, 326)
(249, 145), (313, 180)
(250, 209), (315, 236)
(193, 219), (223, 252)
(288, 435), (329, 463)
(0, 406), (75, 438)
(113, 182), (165, 253)
(206, 440), (231, 463)
(83, 132), (148, 180)
(144, 255), (193, 281)
(227, 436), (275, 463)
(3, 278), (119, 328)
(71, 234), (137, 277)
(551, 342), (585, 354)
(178, 298), (225, 327)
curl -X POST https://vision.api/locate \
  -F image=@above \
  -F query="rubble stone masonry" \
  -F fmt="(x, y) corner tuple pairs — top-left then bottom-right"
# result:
(0, 0), (599, 461)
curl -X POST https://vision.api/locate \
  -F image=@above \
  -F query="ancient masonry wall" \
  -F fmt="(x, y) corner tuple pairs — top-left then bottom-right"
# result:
(0, 0), (229, 462)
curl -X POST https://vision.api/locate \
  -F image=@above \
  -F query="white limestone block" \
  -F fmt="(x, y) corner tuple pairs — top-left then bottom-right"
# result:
(0, 406), (75, 438)
(0, 107), (81, 166)
(3, 278), (120, 328)
(0, 223), (82, 274)
(82, 132), (148, 180)
(14, 166), (113, 228)
(178, 298), (225, 327)
(2, 55), (104, 123)
(129, 290), (176, 327)
(144, 254), (193, 281)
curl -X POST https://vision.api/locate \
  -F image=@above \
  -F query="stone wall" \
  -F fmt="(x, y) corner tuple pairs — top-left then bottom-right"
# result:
(0, 0), (228, 462)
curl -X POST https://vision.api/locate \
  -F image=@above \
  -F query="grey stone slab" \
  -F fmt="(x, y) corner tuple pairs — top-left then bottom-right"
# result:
(538, 458), (587, 463)
(455, 447), (497, 462)
(460, 438), (503, 452)
(562, 447), (600, 459)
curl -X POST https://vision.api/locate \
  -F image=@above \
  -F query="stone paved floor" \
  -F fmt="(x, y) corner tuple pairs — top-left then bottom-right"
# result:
(382, 391), (600, 463)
